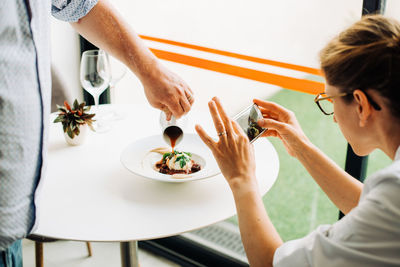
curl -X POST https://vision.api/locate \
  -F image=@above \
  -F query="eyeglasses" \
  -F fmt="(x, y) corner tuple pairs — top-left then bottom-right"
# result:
(314, 91), (381, 115)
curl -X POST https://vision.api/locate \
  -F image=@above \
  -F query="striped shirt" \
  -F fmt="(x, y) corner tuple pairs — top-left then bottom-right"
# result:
(0, 0), (97, 251)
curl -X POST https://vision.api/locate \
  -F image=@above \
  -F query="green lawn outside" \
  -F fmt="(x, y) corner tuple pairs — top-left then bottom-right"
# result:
(228, 88), (392, 242)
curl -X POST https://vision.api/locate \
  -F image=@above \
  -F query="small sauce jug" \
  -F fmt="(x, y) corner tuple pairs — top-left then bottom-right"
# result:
(159, 111), (187, 151)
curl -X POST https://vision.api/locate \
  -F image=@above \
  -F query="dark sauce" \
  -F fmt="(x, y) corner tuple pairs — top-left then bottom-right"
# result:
(156, 161), (201, 175)
(163, 126), (183, 152)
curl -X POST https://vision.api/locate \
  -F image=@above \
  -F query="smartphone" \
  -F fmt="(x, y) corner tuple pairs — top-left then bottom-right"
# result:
(233, 104), (266, 143)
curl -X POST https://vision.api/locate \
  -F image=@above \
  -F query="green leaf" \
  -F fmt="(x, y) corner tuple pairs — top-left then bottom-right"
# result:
(53, 116), (64, 123)
(180, 159), (187, 168)
(56, 105), (67, 113)
(74, 126), (80, 136)
(73, 99), (79, 110)
(67, 126), (73, 138)
(183, 152), (192, 157)
(180, 153), (191, 160)
(162, 152), (171, 161)
(176, 155), (185, 162)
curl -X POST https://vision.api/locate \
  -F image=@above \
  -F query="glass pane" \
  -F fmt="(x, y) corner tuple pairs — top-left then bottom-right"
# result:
(113, 0), (364, 115)
(260, 89), (342, 240)
(111, 0), (399, 261)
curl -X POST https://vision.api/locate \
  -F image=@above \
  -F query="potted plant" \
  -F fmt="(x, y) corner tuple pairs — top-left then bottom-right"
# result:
(54, 99), (95, 146)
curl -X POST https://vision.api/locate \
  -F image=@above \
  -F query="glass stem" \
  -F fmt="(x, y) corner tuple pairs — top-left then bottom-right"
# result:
(110, 85), (116, 104)
(93, 94), (100, 116)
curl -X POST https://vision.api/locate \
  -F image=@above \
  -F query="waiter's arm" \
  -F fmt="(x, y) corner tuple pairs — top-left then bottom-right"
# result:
(71, 0), (194, 118)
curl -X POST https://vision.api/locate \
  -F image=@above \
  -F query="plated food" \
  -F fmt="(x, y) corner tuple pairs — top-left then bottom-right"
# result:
(247, 121), (264, 141)
(151, 147), (202, 175)
(120, 134), (219, 182)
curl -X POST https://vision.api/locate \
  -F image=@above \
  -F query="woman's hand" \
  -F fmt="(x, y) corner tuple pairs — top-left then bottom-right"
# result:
(195, 97), (257, 191)
(141, 61), (194, 120)
(254, 99), (310, 158)
(197, 98), (283, 267)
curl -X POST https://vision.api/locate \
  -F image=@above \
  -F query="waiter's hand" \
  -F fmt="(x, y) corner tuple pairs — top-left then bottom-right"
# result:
(142, 61), (194, 120)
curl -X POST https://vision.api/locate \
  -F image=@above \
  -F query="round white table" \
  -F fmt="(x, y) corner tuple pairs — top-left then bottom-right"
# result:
(33, 104), (279, 267)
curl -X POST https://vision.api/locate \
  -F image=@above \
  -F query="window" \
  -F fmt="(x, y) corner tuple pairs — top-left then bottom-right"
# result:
(78, 0), (394, 266)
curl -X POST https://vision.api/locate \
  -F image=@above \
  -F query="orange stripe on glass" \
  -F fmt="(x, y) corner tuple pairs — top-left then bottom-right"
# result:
(140, 35), (322, 76)
(150, 48), (324, 95)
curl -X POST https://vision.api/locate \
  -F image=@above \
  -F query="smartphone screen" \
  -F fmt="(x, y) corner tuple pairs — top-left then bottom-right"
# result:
(233, 104), (266, 143)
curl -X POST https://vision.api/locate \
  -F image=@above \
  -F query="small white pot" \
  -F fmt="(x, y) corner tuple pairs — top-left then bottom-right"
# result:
(64, 124), (88, 146)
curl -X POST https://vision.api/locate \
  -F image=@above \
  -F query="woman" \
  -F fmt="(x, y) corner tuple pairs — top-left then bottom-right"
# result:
(195, 15), (400, 267)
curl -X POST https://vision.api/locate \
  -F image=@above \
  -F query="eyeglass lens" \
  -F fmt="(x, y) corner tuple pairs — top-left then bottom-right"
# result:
(318, 98), (334, 115)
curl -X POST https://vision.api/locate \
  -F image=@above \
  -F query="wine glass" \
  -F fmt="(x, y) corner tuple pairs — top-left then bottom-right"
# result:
(107, 52), (127, 90)
(80, 50), (111, 132)
(104, 51), (127, 120)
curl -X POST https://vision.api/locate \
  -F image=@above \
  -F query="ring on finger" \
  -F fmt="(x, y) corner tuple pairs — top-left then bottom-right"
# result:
(187, 95), (193, 102)
(218, 131), (227, 137)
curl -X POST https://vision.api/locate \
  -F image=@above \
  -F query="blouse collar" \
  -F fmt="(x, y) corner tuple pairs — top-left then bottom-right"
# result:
(395, 146), (400, 161)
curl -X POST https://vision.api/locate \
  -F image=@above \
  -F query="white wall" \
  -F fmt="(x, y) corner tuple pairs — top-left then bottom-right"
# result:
(50, 0), (365, 115)
(385, 0), (400, 19)
(50, 17), (82, 103)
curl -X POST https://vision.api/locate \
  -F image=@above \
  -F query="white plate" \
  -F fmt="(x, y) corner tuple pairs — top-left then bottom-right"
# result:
(120, 134), (220, 182)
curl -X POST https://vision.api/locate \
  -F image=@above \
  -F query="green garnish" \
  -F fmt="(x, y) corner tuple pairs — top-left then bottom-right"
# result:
(178, 153), (190, 167)
(162, 152), (172, 161)
(180, 159), (187, 168)
(162, 151), (192, 168)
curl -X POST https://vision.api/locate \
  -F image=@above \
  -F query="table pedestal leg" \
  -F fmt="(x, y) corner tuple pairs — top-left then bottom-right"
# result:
(120, 241), (139, 267)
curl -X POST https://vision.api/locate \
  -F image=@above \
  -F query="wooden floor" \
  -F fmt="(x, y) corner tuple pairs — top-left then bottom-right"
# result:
(22, 239), (180, 267)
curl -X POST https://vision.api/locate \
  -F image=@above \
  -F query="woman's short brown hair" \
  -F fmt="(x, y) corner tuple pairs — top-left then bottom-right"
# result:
(320, 15), (400, 117)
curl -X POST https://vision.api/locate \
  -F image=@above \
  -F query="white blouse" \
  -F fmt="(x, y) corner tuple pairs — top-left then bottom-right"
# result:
(273, 147), (400, 267)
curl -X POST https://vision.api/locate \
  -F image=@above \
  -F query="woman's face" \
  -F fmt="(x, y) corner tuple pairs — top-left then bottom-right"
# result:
(325, 84), (372, 156)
